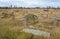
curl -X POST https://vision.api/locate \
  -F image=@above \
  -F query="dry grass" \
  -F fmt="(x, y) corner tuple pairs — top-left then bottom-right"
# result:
(0, 8), (60, 39)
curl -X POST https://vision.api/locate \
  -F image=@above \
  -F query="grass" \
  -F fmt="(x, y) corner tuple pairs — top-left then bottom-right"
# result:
(0, 8), (60, 39)
(0, 28), (49, 39)
(50, 31), (60, 39)
(0, 18), (60, 39)
(0, 19), (19, 27)
(0, 19), (49, 39)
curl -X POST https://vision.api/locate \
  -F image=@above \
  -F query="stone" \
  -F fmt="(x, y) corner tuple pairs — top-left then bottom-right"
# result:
(22, 28), (50, 38)
(24, 14), (39, 25)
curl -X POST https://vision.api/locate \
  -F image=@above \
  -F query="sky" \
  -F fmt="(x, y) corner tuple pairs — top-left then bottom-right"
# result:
(0, 0), (60, 7)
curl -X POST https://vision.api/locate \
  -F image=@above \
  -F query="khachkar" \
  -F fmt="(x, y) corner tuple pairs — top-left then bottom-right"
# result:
(24, 14), (39, 26)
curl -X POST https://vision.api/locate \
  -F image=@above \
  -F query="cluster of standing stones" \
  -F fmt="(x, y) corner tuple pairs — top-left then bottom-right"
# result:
(19, 14), (39, 26)
(19, 13), (60, 27)
(1, 12), (60, 38)
(20, 14), (50, 38)
(20, 13), (60, 38)
(0, 11), (60, 27)
(0, 12), (15, 19)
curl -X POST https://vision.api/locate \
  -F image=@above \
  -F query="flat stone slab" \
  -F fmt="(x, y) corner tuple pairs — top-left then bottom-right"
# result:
(22, 28), (50, 38)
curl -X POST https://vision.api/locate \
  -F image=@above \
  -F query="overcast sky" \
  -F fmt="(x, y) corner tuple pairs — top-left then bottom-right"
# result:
(0, 0), (60, 7)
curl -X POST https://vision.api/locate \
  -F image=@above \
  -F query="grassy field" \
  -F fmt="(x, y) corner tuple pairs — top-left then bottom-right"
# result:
(0, 8), (60, 39)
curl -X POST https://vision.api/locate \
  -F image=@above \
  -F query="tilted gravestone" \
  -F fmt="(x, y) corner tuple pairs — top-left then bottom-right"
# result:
(24, 14), (39, 26)
(50, 17), (60, 26)
(19, 19), (27, 26)
(22, 28), (50, 38)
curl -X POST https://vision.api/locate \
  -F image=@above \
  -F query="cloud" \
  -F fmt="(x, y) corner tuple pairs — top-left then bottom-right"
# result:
(0, 0), (60, 7)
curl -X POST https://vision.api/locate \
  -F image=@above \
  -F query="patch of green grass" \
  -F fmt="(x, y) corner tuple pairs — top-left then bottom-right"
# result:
(0, 19), (20, 27)
(0, 28), (49, 39)
(50, 32), (60, 39)
(0, 28), (32, 39)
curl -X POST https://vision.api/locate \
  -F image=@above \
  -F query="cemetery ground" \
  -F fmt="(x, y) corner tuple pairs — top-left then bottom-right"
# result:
(0, 8), (60, 39)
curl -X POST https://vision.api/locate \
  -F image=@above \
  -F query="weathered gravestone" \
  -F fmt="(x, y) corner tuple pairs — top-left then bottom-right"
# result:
(22, 28), (50, 38)
(24, 14), (39, 26)
(50, 17), (60, 26)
